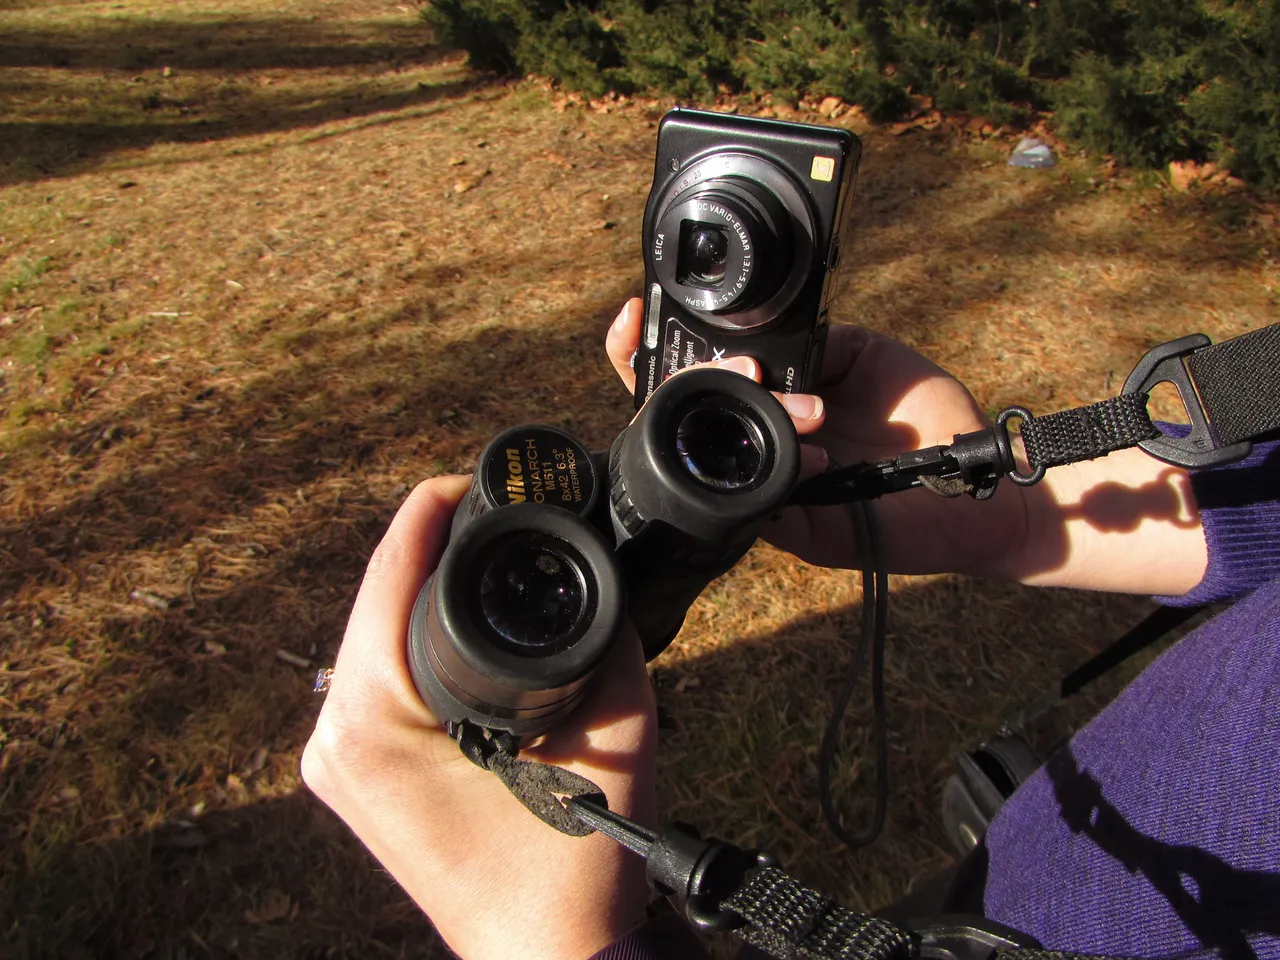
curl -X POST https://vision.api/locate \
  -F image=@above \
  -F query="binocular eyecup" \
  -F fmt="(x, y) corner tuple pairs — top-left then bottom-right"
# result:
(408, 503), (625, 738)
(609, 366), (799, 545)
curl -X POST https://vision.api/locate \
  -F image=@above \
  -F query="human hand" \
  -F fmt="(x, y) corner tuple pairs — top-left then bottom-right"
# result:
(605, 298), (1032, 578)
(302, 476), (658, 960)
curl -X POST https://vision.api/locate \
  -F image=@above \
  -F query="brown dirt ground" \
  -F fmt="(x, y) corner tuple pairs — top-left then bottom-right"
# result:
(2, 1), (1278, 957)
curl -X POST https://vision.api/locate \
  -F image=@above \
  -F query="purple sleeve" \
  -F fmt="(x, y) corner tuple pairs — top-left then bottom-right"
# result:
(586, 914), (709, 960)
(1157, 431), (1280, 606)
(982, 576), (1280, 957)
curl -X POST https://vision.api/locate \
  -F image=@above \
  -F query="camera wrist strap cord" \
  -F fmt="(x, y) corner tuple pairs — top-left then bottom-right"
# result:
(820, 498), (891, 853)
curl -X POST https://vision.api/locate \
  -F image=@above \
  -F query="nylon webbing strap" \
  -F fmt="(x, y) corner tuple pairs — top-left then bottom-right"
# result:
(1188, 324), (1280, 445)
(721, 866), (913, 960)
(995, 951), (1136, 960)
(1021, 394), (1158, 470)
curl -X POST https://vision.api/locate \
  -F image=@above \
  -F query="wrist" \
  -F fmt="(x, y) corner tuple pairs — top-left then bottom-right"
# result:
(936, 480), (1041, 582)
(409, 833), (650, 960)
(987, 447), (1208, 594)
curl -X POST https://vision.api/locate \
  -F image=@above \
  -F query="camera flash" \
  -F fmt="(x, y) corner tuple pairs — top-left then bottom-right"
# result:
(810, 156), (835, 182)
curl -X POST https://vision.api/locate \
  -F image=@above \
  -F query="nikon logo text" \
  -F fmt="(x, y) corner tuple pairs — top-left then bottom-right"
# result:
(505, 448), (527, 502)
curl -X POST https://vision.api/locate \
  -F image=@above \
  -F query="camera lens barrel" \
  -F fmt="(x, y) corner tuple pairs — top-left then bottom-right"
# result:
(650, 152), (816, 331)
(408, 503), (625, 738)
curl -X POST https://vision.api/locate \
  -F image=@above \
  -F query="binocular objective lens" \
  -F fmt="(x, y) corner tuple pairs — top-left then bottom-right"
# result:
(675, 405), (767, 492)
(478, 540), (587, 651)
(684, 225), (729, 285)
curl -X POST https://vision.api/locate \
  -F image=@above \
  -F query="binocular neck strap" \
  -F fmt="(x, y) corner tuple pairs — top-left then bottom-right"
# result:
(447, 722), (1148, 960)
(724, 866), (913, 959)
(448, 719), (604, 838)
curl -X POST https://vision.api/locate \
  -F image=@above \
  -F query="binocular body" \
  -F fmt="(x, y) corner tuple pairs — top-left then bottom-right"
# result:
(407, 368), (800, 738)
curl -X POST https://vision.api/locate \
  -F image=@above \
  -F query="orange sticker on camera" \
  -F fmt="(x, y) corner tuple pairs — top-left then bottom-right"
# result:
(810, 156), (835, 182)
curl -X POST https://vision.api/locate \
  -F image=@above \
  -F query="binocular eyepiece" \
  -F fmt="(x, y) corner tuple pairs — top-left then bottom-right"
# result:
(407, 368), (799, 738)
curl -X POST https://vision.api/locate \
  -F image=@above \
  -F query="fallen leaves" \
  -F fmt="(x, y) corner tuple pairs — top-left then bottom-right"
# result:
(452, 167), (491, 195)
(1168, 159), (1244, 192)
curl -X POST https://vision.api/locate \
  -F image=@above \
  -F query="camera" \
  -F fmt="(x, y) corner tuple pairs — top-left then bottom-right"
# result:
(407, 368), (800, 738)
(633, 108), (862, 407)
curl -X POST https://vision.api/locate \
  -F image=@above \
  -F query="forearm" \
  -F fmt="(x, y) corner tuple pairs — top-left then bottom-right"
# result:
(989, 445), (1207, 595)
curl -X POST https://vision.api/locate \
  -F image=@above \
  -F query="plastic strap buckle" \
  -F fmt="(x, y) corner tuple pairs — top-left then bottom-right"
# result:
(1122, 333), (1253, 469)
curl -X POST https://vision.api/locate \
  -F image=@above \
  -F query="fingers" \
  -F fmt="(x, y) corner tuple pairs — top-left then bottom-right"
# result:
(334, 475), (470, 700)
(776, 393), (825, 435)
(605, 297), (825, 435)
(799, 443), (829, 481)
(605, 299), (642, 393)
(662, 352), (828, 435)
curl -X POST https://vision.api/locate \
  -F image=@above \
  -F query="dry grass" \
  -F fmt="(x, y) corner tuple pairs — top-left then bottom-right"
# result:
(2, 2), (1278, 957)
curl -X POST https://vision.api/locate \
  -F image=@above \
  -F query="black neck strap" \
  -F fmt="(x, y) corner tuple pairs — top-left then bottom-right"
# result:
(791, 322), (1280, 507)
(451, 697), (1150, 960)
(1024, 324), (1280, 474)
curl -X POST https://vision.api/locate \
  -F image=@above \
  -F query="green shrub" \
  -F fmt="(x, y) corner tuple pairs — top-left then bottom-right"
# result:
(424, 0), (622, 94)
(423, 0), (1280, 189)
(1054, 54), (1196, 167)
(1185, 2), (1280, 190)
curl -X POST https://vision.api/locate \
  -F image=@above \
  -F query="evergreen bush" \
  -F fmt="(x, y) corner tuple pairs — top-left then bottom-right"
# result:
(423, 0), (1280, 189)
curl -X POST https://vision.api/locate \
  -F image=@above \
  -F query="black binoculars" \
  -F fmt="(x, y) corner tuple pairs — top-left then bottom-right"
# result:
(407, 368), (800, 738)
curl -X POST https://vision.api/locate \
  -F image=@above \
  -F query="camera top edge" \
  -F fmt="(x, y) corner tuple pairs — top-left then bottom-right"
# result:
(646, 108), (860, 239)
(659, 106), (861, 155)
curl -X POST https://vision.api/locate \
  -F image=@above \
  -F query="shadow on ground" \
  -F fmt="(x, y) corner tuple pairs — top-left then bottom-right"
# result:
(0, 245), (1167, 958)
(0, 14), (480, 186)
(0, 17), (451, 71)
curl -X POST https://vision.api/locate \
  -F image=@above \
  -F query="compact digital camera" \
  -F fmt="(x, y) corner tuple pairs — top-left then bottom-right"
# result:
(633, 108), (862, 407)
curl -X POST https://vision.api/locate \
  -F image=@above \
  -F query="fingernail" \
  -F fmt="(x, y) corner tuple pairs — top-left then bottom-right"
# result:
(716, 356), (757, 377)
(612, 304), (631, 331)
(782, 394), (824, 421)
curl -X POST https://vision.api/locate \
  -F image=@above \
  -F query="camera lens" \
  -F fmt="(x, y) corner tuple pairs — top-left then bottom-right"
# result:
(648, 152), (817, 331)
(478, 538), (586, 652)
(674, 402), (767, 492)
(682, 224), (729, 286)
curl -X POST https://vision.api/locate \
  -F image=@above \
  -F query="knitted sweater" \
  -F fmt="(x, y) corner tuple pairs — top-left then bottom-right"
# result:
(591, 437), (1280, 960)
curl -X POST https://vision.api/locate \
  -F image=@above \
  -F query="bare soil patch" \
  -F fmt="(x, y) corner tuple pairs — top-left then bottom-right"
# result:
(2, 2), (1277, 957)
